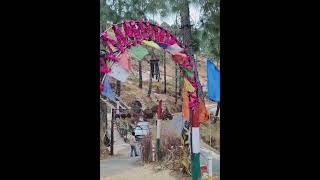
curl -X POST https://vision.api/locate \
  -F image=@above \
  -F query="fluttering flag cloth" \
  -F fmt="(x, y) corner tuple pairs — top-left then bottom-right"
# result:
(100, 58), (111, 73)
(157, 42), (170, 49)
(181, 67), (194, 79)
(117, 50), (132, 71)
(108, 62), (129, 82)
(142, 40), (161, 50)
(101, 76), (116, 102)
(166, 43), (184, 55)
(127, 45), (148, 61)
(198, 99), (209, 123)
(172, 52), (187, 64)
(184, 78), (195, 93)
(157, 99), (162, 119)
(182, 80), (190, 120)
(207, 59), (220, 102)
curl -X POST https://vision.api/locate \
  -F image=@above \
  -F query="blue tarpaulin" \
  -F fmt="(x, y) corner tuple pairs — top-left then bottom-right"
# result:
(207, 58), (220, 102)
(102, 76), (116, 102)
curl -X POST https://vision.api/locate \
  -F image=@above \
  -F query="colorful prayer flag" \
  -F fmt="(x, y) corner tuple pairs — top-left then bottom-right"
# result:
(184, 78), (195, 93)
(101, 77), (116, 102)
(142, 40), (161, 50)
(127, 45), (148, 61)
(172, 52), (187, 64)
(198, 99), (209, 123)
(182, 81), (190, 120)
(181, 67), (194, 79)
(117, 50), (133, 71)
(157, 42), (170, 49)
(166, 43), (184, 55)
(108, 62), (129, 82)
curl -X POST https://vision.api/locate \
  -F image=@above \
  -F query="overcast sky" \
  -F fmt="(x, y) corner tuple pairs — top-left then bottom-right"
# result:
(146, 4), (201, 26)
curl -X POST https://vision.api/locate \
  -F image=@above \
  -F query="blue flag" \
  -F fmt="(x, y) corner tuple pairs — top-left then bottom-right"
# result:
(207, 59), (220, 102)
(157, 42), (170, 49)
(102, 76), (116, 102)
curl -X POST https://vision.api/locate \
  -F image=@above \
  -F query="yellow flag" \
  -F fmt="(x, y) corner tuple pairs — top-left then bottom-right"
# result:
(184, 78), (195, 93)
(182, 81), (189, 120)
(142, 40), (161, 50)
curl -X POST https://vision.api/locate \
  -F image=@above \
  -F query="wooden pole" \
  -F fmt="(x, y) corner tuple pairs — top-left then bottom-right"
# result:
(111, 109), (115, 155)
(209, 122), (212, 147)
(175, 63), (178, 104)
(163, 51), (167, 94)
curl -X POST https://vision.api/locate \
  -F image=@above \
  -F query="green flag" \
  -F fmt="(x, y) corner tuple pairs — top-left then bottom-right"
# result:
(127, 45), (149, 61)
(181, 67), (194, 79)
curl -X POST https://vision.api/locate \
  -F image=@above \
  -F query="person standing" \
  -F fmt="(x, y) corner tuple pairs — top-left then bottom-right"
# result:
(129, 132), (138, 157)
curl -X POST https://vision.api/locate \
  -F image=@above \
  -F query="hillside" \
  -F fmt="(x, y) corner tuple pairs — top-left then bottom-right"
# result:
(108, 51), (220, 152)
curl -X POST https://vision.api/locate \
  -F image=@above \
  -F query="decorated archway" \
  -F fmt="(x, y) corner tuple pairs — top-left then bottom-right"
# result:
(100, 18), (209, 179)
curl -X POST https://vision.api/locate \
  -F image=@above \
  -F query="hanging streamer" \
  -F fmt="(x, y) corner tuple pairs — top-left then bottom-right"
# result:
(137, 18), (148, 40)
(153, 23), (160, 42)
(100, 58), (111, 73)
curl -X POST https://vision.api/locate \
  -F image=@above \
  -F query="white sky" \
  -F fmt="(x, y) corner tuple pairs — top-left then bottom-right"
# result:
(146, 4), (201, 26)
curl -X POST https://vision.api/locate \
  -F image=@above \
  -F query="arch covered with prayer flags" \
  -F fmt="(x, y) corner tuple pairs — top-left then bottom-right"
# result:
(100, 19), (201, 110)
(100, 18), (210, 179)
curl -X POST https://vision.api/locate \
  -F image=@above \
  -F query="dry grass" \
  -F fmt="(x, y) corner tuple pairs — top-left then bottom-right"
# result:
(200, 121), (220, 152)
(140, 134), (153, 163)
(160, 128), (181, 157)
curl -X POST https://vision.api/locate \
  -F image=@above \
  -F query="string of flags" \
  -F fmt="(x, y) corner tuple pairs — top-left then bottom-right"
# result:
(100, 19), (209, 124)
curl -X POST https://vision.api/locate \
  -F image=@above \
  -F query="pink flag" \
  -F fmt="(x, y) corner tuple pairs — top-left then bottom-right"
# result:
(117, 51), (133, 71)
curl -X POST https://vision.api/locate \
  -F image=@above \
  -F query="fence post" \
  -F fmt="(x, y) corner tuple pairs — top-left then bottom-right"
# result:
(207, 156), (213, 180)
(152, 144), (155, 162)
(156, 118), (161, 161)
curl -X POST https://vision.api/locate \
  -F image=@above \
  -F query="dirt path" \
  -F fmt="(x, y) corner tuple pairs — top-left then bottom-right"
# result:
(101, 163), (177, 180)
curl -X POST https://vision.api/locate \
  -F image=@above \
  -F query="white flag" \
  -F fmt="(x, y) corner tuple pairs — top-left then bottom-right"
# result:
(108, 62), (129, 82)
(166, 43), (184, 55)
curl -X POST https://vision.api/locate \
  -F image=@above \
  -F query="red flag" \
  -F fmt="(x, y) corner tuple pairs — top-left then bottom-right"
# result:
(191, 103), (200, 127)
(157, 100), (162, 119)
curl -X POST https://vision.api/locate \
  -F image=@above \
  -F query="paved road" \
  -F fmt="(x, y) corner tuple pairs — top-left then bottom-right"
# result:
(100, 156), (140, 177)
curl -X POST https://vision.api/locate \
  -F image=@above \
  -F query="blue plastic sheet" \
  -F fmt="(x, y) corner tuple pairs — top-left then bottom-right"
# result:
(207, 59), (220, 102)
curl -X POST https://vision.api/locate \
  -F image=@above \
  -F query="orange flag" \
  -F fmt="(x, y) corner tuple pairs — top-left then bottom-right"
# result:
(198, 99), (209, 123)
(182, 79), (209, 123)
